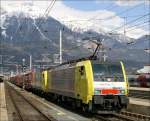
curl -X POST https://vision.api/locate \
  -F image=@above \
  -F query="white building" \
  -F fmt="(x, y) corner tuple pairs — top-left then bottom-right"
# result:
(137, 65), (150, 74)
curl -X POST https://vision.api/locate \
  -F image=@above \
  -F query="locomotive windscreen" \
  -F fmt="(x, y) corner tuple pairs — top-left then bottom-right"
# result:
(92, 63), (124, 82)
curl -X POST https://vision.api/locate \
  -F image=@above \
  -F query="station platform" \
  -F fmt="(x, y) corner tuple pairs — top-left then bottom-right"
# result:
(128, 97), (150, 115)
(129, 97), (150, 106)
(127, 87), (150, 115)
(0, 83), (8, 121)
(5, 82), (91, 121)
(129, 87), (150, 100)
(129, 87), (150, 91)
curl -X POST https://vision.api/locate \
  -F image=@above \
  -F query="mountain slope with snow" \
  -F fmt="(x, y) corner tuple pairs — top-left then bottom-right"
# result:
(1, 11), (149, 61)
(129, 35), (150, 49)
(1, 1), (148, 39)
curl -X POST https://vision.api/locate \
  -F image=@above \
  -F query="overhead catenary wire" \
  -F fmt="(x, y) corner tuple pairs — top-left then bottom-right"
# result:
(126, 20), (150, 30)
(126, 23), (149, 32)
(62, 41), (90, 52)
(41, 16), (150, 36)
(122, 14), (150, 18)
(102, 1), (118, 11)
(123, 17), (149, 29)
(62, 45), (83, 52)
(60, 3), (144, 23)
(16, 0), (146, 43)
(109, 13), (150, 33)
(19, 0), (56, 44)
(62, 39), (101, 52)
(11, 0), (56, 42)
(12, 1), (148, 48)
(31, 0), (56, 35)
(99, 3), (144, 20)
(62, 21), (150, 53)
(63, 25), (149, 53)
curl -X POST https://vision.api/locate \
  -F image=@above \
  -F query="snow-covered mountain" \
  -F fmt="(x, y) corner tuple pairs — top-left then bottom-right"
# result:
(1, 1), (148, 39)
(0, 1), (149, 71)
(129, 35), (150, 49)
(1, 3), (135, 44)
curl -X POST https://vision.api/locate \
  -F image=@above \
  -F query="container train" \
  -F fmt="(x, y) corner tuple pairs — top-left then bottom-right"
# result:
(10, 60), (129, 112)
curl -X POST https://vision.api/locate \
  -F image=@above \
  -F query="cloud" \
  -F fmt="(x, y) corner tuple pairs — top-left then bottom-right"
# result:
(125, 27), (149, 39)
(1, 1), (51, 18)
(115, 0), (145, 6)
(95, 0), (108, 4)
(51, 1), (124, 33)
(50, 1), (149, 39)
(95, 0), (100, 4)
(95, 0), (146, 6)
(145, 0), (150, 5)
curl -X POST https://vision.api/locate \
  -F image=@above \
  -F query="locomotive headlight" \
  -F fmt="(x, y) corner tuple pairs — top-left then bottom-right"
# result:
(107, 78), (112, 82)
(94, 90), (100, 94)
(121, 90), (125, 94)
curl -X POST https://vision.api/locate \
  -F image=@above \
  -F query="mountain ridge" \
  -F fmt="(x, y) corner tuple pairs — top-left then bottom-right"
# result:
(0, 9), (149, 71)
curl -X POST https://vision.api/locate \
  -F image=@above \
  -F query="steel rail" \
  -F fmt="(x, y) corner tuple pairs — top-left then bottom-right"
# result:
(129, 90), (150, 99)
(120, 111), (150, 121)
(94, 114), (110, 121)
(6, 83), (24, 121)
(112, 113), (135, 121)
(94, 110), (150, 121)
(94, 113), (135, 121)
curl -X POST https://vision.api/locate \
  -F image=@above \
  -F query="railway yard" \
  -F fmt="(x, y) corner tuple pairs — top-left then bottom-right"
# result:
(0, 81), (150, 121)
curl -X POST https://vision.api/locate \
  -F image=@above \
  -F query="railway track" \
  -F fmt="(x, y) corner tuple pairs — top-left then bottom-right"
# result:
(129, 90), (150, 99)
(5, 83), (57, 121)
(94, 113), (134, 121)
(120, 111), (150, 121)
(93, 111), (150, 121)
(5, 82), (150, 121)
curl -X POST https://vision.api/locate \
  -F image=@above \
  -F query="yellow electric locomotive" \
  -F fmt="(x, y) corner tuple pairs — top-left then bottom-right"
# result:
(42, 60), (129, 112)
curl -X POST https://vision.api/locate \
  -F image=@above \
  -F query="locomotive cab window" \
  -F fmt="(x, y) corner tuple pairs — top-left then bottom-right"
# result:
(92, 63), (124, 82)
(42, 74), (44, 79)
(79, 66), (84, 75)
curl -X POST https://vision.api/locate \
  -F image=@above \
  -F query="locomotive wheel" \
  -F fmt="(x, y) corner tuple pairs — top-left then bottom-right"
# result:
(56, 96), (62, 104)
(82, 101), (92, 113)
(72, 101), (76, 109)
(82, 105), (87, 112)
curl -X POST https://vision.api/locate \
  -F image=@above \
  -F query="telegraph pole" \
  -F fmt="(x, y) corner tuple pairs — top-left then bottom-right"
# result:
(22, 58), (25, 89)
(29, 55), (32, 70)
(0, 55), (3, 75)
(0, 9), (3, 75)
(16, 64), (19, 75)
(59, 29), (62, 64)
(123, 17), (127, 42)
